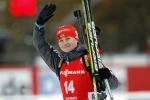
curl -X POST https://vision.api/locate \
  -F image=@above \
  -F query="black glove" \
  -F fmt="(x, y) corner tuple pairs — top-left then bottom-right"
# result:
(37, 4), (56, 25)
(98, 67), (112, 80)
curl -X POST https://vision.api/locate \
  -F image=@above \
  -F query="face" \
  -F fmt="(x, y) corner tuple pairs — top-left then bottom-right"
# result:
(58, 36), (78, 52)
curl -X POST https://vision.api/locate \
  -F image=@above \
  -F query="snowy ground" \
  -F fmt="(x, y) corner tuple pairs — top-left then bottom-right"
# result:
(113, 91), (150, 100)
(0, 92), (150, 100)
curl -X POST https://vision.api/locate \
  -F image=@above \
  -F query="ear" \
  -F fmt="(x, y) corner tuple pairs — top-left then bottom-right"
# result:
(76, 39), (80, 44)
(75, 35), (79, 40)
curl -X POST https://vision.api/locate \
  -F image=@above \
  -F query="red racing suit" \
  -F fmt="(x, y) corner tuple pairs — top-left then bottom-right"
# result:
(60, 57), (94, 100)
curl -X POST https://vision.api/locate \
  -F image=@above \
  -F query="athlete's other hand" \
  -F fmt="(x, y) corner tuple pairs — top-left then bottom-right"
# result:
(98, 67), (112, 80)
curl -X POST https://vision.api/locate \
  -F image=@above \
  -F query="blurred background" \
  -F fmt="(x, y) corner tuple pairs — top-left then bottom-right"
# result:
(0, 0), (150, 100)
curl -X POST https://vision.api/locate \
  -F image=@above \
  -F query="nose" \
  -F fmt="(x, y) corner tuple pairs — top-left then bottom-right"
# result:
(62, 39), (69, 45)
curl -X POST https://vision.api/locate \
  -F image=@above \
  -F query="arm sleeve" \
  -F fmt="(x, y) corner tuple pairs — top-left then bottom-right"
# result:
(97, 34), (119, 89)
(33, 26), (61, 75)
(108, 72), (119, 90)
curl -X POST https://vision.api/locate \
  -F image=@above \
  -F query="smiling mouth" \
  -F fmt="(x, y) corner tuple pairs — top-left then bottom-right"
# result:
(63, 44), (71, 48)
(63, 46), (70, 48)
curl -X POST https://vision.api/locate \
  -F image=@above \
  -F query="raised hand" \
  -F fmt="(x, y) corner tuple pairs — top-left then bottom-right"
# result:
(36, 4), (56, 25)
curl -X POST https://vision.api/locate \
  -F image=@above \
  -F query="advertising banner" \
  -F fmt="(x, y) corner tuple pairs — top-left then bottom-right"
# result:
(10, 0), (37, 16)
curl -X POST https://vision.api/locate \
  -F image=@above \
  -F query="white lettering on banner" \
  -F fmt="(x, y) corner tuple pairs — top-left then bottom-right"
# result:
(0, 68), (33, 95)
(0, 77), (31, 95)
(60, 69), (85, 77)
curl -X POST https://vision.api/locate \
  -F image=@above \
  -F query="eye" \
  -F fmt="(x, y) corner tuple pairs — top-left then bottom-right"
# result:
(66, 37), (70, 40)
(59, 39), (63, 42)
